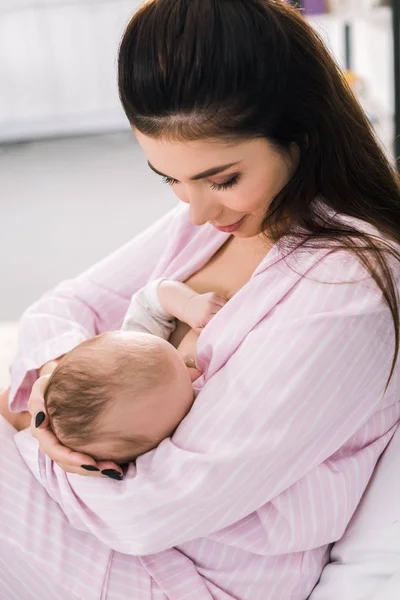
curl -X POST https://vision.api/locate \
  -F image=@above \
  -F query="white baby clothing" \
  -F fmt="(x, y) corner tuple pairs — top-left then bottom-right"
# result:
(121, 278), (176, 339)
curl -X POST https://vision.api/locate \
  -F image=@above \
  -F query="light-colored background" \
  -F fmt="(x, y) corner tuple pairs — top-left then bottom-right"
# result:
(1, 133), (176, 319)
(0, 133), (177, 386)
(0, 2), (394, 146)
(0, 0), (396, 384)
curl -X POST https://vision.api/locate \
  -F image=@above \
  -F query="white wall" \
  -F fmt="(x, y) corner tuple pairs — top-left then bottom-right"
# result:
(309, 7), (394, 157)
(0, 0), (141, 141)
(0, 2), (395, 154)
(1, 132), (177, 321)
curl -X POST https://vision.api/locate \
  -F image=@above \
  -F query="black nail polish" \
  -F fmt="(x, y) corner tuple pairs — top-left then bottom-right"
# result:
(101, 469), (123, 481)
(35, 412), (46, 428)
(81, 465), (100, 472)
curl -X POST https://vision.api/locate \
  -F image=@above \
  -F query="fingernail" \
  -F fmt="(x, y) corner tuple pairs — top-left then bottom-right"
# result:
(101, 469), (123, 481)
(35, 412), (46, 428)
(81, 465), (100, 472)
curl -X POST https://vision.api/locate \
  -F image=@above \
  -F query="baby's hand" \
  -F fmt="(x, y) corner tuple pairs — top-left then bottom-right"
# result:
(184, 292), (228, 333)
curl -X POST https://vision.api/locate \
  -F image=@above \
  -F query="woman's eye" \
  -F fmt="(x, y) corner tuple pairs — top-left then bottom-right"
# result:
(162, 176), (179, 187)
(162, 174), (240, 190)
(210, 175), (240, 191)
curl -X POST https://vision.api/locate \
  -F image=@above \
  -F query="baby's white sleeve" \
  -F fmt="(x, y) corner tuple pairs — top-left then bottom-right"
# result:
(121, 279), (176, 340)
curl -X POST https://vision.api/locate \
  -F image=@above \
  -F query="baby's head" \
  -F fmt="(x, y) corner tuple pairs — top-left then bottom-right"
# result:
(44, 331), (194, 464)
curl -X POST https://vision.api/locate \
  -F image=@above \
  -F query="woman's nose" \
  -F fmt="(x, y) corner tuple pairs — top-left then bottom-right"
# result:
(187, 191), (217, 227)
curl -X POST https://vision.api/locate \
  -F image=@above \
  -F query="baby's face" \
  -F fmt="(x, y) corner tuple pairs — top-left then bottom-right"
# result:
(76, 332), (195, 462)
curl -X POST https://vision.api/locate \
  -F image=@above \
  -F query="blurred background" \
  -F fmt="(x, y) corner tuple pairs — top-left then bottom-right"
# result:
(0, 0), (399, 381)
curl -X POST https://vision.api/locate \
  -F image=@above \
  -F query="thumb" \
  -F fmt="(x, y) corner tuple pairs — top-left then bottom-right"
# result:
(39, 360), (59, 377)
(28, 375), (51, 422)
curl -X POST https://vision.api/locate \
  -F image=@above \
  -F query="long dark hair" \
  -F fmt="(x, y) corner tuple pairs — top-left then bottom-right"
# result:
(118, 0), (400, 385)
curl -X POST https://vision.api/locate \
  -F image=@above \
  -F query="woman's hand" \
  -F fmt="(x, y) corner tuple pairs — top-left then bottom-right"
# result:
(38, 359), (60, 377)
(29, 376), (124, 480)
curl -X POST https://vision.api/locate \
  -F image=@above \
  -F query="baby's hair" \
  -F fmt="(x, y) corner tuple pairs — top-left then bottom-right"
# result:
(44, 333), (171, 462)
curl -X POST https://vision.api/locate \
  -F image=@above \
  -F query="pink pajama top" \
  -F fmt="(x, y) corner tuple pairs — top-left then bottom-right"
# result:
(4, 203), (400, 599)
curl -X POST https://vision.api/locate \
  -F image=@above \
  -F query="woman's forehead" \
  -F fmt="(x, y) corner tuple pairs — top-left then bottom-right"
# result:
(134, 130), (274, 178)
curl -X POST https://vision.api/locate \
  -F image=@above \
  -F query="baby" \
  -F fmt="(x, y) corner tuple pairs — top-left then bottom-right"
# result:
(44, 279), (228, 464)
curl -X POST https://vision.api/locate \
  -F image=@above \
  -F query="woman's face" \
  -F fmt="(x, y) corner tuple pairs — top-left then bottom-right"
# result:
(135, 131), (299, 238)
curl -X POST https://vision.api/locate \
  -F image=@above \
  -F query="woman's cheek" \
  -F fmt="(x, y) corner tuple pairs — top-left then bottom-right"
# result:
(224, 185), (263, 214)
(245, 180), (276, 214)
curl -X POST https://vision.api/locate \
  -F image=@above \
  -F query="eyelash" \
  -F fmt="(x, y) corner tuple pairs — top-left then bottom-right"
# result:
(161, 175), (240, 191)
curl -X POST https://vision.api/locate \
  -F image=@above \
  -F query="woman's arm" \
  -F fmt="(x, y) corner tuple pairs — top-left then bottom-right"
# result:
(14, 252), (400, 555)
(0, 388), (30, 430)
(9, 204), (186, 413)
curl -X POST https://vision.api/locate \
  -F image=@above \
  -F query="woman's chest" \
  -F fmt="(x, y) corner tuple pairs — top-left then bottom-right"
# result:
(169, 238), (269, 355)
(184, 242), (262, 298)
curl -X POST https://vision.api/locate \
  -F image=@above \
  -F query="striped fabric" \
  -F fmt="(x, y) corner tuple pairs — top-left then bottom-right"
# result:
(1, 203), (400, 599)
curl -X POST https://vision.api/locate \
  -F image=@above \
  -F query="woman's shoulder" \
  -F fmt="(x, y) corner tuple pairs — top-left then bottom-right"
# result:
(264, 214), (400, 324)
(283, 210), (400, 284)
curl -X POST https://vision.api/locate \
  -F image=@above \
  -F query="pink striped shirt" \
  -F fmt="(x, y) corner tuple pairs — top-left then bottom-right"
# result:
(2, 203), (400, 599)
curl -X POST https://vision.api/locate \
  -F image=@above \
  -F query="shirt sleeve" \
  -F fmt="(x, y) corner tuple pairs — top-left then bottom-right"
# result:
(121, 279), (176, 340)
(9, 204), (184, 412)
(13, 252), (400, 556)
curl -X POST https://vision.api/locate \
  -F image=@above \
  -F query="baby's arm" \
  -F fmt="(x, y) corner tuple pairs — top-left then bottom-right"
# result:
(122, 282), (176, 340)
(157, 281), (228, 333)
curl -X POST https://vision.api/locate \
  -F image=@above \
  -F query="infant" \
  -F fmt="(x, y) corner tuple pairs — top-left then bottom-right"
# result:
(44, 280), (228, 464)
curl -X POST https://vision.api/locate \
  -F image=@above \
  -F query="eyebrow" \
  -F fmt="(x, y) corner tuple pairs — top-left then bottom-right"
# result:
(147, 161), (241, 181)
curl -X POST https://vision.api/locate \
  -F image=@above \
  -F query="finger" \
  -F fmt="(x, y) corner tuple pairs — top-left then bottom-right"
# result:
(39, 360), (59, 377)
(56, 462), (107, 477)
(97, 460), (124, 480)
(207, 307), (223, 318)
(30, 410), (50, 430)
(33, 426), (99, 469)
(211, 292), (229, 303)
(209, 304), (224, 314)
(28, 375), (51, 416)
(207, 301), (225, 313)
(54, 462), (92, 476)
(28, 408), (50, 432)
(213, 296), (229, 307)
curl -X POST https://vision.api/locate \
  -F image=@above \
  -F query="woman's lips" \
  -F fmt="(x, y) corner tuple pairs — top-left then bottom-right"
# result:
(212, 216), (246, 233)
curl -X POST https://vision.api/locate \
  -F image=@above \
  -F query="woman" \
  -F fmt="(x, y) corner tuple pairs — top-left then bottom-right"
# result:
(1, 0), (400, 598)
(309, 422), (400, 599)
